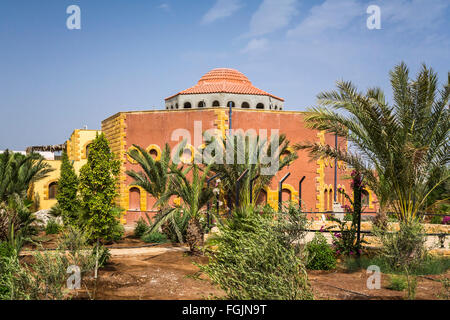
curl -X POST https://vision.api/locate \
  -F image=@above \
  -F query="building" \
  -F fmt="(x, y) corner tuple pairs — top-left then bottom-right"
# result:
(31, 68), (377, 224)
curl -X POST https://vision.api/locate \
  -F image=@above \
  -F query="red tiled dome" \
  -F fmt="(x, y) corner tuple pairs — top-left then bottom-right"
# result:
(165, 68), (284, 101)
(198, 68), (251, 84)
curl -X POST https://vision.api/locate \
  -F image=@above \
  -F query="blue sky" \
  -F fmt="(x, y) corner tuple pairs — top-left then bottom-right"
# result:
(0, 0), (449, 150)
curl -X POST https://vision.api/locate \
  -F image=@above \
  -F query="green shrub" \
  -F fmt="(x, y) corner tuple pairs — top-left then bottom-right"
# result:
(199, 213), (313, 300)
(92, 244), (111, 268)
(45, 218), (61, 235)
(387, 274), (407, 291)
(158, 209), (189, 243)
(373, 220), (427, 272)
(430, 214), (443, 224)
(1, 226), (100, 300)
(134, 218), (149, 238)
(111, 222), (125, 242)
(0, 241), (14, 259)
(141, 232), (167, 243)
(306, 233), (336, 270)
(345, 255), (450, 275)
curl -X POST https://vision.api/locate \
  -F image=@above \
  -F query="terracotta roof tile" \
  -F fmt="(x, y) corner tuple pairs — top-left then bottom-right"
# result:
(165, 68), (284, 101)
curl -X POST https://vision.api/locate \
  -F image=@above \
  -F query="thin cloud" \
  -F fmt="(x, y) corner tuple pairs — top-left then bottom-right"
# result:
(287, 0), (363, 37)
(241, 38), (269, 54)
(380, 0), (449, 32)
(201, 0), (243, 24)
(158, 3), (171, 12)
(245, 0), (299, 38)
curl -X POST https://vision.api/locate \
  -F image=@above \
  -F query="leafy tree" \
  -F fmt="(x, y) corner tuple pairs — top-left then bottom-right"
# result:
(151, 163), (213, 254)
(296, 63), (449, 222)
(200, 211), (313, 300)
(126, 143), (173, 212)
(56, 151), (79, 224)
(206, 132), (297, 211)
(0, 150), (53, 202)
(78, 133), (121, 242)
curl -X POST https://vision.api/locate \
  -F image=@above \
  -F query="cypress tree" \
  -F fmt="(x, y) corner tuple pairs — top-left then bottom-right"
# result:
(56, 151), (79, 224)
(78, 133), (121, 242)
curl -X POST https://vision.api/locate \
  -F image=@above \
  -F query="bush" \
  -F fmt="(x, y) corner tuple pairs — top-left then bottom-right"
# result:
(199, 213), (313, 300)
(1, 226), (100, 300)
(92, 244), (111, 268)
(111, 222), (125, 242)
(141, 232), (167, 243)
(158, 209), (189, 243)
(134, 218), (149, 238)
(373, 220), (427, 272)
(0, 241), (13, 259)
(344, 255), (450, 275)
(306, 233), (336, 270)
(387, 274), (407, 291)
(45, 218), (61, 235)
(430, 214), (443, 224)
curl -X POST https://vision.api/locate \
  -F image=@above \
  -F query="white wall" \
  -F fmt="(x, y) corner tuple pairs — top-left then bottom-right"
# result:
(165, 93), (284, 110)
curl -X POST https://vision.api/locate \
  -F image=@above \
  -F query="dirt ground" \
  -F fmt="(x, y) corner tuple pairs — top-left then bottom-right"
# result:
(24, 232), (449, 300)
(73, 248), (449, 300)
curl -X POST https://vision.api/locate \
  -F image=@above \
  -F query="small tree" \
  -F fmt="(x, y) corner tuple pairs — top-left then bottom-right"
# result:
(56, 151), (79, 225)
(78, 134), (121, 243)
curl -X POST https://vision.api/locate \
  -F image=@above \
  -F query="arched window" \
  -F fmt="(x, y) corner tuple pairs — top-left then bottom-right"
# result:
(48, 182), (58, 200)
(257, 189), (268, 205)
(241, 102), (250, 108)
(170, 105), (173, 109)
(184, 102), (192, 109)
(176, 103), (179, 109)
(362, 190), (369, 206)
(329, 189), (333, 211)
(129, 187), (141, 211)
(149, 149), (158, 159)
(212, 100), (220, 107)
(282, 189), (291, 202)
(85, 143), (92, 159)
(274, 105), (278, 110)
(256, 103), (265, 109)
(324, 189), (329, 211)
(227, 101), (235, 108)
(198, 101), (205, 108)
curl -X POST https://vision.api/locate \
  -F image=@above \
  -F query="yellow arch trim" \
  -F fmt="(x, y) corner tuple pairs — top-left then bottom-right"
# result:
(80, 140), (94, 160)
(126, 146), (139, 164)
(126, 185), (147, 212)
(180, 144), (195, 164)
(146, 144), (162, 161)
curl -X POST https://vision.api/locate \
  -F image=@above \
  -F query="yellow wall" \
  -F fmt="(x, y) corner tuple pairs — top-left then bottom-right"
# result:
(33, 129), (101, 211)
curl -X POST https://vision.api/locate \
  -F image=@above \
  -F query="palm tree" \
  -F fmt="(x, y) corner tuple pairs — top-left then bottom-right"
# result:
(296, 63), (449, 222)
(206, 132), (297, 211)
(126, 143), (173, 212)
(0, 150), (54, 203)
(150, 163), (214, 254)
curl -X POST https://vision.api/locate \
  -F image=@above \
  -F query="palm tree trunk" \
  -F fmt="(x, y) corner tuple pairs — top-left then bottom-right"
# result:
(186, 217), (204, 255)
